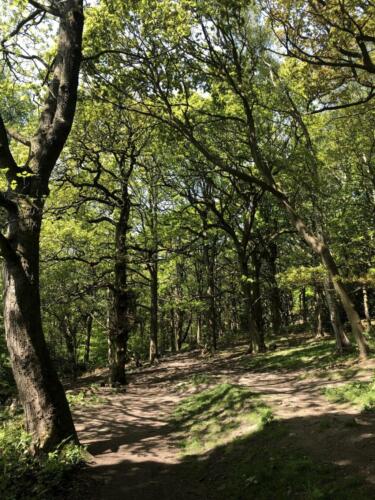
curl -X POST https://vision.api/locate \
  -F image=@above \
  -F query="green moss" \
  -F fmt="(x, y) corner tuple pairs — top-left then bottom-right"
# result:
(172, 383), (273, 454)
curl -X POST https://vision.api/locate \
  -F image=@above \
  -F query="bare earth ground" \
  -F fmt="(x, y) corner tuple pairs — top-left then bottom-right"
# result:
(73, 344), (375, 499)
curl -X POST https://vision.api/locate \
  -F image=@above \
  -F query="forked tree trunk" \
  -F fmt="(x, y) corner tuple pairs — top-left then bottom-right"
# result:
(4, 211), (77, 451)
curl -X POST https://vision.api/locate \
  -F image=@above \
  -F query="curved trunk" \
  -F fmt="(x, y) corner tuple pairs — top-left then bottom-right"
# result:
(4, 211), (77, 452)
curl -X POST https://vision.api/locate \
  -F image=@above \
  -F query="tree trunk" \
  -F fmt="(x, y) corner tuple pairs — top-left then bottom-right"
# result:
(4, 214), (77, 452)
(267, 242), (282, 335)
(170, 306), (176, 353)
(61, 317), (77, 379)
(324, 277), (350, 353)
(202, 214), (217, 351)
(108, 287), (127, 385)
(313, 286), (324, 338)
(84, 314), (93, 365)
(363, 286), (371, 331)
(0, 0), (84, 452)
(108, 186), (133, 385)
(252, 253), (266, 351)
(149, 262), (159, 363)
(238, 254), (261, 352)
(196, 314), (202, 346)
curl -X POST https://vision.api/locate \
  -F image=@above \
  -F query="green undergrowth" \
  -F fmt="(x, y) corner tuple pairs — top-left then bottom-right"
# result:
(66, 384), (106, 407)
(241, 338), (358, 373)
(324, 378), (375, 411)
(172, 383), (273, 454)
(181, 421), (372, 499)
(0, 411), (85, 500)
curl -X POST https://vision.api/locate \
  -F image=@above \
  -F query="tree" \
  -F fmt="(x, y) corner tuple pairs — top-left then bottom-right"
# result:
(0, 0), (83, 451)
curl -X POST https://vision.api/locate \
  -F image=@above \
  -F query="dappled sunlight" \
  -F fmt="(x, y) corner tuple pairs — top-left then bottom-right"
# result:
(73, 345), (375, 498)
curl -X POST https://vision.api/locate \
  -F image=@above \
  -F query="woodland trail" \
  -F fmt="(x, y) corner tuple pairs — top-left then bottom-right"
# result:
(74, 345), (375, 499)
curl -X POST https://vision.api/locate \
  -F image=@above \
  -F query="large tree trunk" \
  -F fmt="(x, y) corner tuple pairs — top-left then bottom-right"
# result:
(4, 211), (77, 452)
(0, 0), (84, 451)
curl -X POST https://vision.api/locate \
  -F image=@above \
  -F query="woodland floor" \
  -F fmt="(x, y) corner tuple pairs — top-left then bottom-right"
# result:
(72, 335), (375, 500)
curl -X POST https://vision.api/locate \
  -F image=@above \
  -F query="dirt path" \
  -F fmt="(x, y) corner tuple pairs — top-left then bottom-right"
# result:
(74, 348), (375, 499)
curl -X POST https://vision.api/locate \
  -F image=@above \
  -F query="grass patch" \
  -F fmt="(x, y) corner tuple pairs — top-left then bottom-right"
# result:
(0, 411), (85, 500)
(175, 372), (216, 393)
(242, 339), (353, 373)
(181, 421), (373, 499)
(324, 379), (375, 411)
(172, 383), (273, 454)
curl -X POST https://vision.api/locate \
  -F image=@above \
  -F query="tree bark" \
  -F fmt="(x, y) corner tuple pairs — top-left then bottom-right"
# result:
(363, 286), (371, 331)
(108, 185), (133, 385)
(238, 255), (262, 353)
(148, 170), (159, 363)
(149, 261), (159, 363)
(202, 212), (218, 351)
(84, 314), (93, 365)
(313, 286), (324, 338)
(4, 212), (78, 451)
(0, 0), (84, 451)
(267, 242), (282, 336)
(252, 253), (266, 351)
(324, 277), (350, 353)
